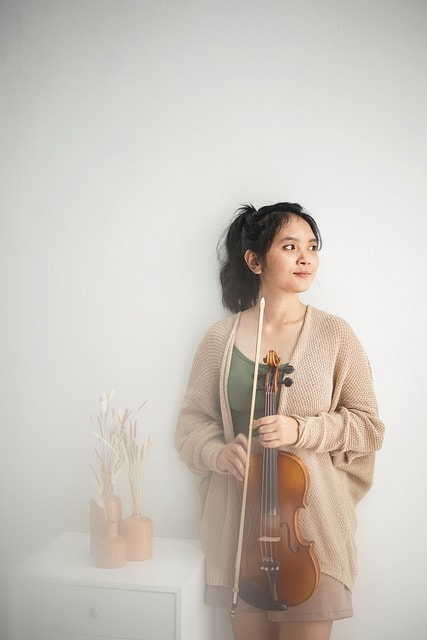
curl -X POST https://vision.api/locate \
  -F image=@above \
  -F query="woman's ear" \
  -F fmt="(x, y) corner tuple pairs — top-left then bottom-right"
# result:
(244, 249), (263, 274)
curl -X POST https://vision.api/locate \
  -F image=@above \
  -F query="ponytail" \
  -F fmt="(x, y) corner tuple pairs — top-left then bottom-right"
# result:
(218, 204), (259, 312)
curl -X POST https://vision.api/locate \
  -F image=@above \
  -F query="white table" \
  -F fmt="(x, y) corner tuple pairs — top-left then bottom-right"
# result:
(13, 532), (214, 640)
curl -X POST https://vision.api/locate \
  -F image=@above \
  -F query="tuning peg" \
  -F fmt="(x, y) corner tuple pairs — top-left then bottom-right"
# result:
(283, 365), (295, 374)
(281, 377), (294, 387)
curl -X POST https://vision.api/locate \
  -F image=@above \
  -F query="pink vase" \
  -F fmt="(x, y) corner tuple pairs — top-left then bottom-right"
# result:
(89, 494), (122, 556)
(93, 521), (127, 568)
(119, 514), (153, 561)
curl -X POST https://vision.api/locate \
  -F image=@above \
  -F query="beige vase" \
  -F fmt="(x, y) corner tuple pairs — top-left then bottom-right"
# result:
(93, 521), (127, 569)
(119, 514), (153, 561)
(90, 494), (122, 556)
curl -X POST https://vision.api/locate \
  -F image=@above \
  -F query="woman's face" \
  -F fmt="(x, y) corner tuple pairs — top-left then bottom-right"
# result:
(258, 215), (320, 295)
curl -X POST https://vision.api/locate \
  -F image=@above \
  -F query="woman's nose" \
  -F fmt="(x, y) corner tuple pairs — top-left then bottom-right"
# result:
(297, 252), (310, 264)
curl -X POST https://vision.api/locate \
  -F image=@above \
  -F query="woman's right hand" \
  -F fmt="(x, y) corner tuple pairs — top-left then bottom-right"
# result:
(216, 433), (248, 482)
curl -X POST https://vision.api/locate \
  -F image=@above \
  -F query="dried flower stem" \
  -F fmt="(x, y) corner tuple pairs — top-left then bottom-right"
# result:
(91, 391), (128, 523)
(120, 406), (151, 516)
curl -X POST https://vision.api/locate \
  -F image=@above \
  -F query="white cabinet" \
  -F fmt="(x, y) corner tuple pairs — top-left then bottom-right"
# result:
(13, 532), (213, 640)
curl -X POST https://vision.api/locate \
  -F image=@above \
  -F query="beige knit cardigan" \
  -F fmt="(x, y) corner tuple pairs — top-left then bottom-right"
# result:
(175, 305), (384, 591)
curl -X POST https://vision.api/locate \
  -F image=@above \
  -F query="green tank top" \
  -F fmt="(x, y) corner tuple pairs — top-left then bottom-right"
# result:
(228, 345), (288, 437)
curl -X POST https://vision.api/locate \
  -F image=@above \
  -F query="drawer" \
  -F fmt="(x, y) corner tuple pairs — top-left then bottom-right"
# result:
(18, 582), (175, 640)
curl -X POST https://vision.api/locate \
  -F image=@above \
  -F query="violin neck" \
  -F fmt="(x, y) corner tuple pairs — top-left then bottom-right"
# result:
(263, 390), (279, 516)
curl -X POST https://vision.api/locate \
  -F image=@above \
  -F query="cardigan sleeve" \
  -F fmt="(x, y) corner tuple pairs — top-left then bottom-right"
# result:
(174, 323), (230, 477)
(293, 319), (384, 499)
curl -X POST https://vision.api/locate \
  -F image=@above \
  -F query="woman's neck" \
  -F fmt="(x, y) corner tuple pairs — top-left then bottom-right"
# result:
(254, 294), (306, 327)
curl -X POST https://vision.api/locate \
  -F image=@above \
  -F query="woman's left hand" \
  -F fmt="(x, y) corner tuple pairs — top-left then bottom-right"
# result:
(253, 415), (299, 448)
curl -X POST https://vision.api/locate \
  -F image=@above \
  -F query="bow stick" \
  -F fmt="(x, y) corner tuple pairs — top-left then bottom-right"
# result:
(231, 296), (265, 615)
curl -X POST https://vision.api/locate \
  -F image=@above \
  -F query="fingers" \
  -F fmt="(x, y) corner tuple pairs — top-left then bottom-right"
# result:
(257, 428), (281, 448)
(253, 416), (278, 447)
(217, 434), (248, 481)
(234, 433), (248, 451)
(253, 415), (276, 427)
(253, 415), (299, 448)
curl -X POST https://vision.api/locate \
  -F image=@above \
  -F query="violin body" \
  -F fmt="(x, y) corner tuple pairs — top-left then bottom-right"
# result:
(238, 449), (320, 609)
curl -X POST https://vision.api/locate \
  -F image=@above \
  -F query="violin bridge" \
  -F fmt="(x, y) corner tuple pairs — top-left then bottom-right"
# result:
(258, 536), (281, 542)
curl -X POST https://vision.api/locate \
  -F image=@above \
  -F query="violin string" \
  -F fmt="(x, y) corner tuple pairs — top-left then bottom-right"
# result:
(264, 390), (275, 565)
(261, 440), (266, 562)
(272, 444), (277, 565)
(260, 393), (267, 562)
(269, 395), (274, 561)
(261, 352), (281, 573)
(266, 386), (278, 566)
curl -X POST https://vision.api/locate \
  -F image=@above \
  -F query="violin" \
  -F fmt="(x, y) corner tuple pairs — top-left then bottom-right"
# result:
(232, 299), (319, 613)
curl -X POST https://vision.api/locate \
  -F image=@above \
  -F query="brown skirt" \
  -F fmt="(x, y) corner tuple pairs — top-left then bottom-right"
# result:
(205, 573), (353, 622)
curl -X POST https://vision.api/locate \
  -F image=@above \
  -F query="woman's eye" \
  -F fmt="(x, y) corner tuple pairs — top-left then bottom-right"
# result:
(282, 244), (318, 251)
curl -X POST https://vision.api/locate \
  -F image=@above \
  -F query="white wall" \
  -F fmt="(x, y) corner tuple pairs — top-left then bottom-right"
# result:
(1, 1), (426, 638)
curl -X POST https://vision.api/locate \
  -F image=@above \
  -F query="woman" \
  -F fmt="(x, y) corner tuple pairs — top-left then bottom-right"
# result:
(175, 202), (384, 640)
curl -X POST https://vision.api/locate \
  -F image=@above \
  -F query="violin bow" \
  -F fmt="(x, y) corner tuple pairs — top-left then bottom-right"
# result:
(231, 296), (265, 616)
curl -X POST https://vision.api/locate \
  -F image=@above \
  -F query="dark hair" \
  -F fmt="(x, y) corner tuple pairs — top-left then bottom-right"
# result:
(218, 202), (322, 313)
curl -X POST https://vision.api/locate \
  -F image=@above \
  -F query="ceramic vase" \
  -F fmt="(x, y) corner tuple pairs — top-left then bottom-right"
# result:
(93, 521), (127, 569)
(90, 494), (122, 556)
(119, 514), (153, 561)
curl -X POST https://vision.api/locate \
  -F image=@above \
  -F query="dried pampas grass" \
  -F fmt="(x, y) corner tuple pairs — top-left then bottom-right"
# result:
(120, 402), (151, 517)
(91, 390), (126, 522)
(91, 391), (151, 522)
